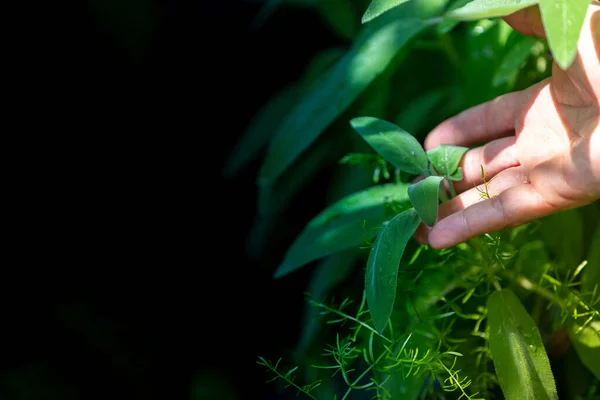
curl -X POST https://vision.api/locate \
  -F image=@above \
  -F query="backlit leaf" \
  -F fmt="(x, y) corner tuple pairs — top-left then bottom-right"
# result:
(538, 0), (590, 70)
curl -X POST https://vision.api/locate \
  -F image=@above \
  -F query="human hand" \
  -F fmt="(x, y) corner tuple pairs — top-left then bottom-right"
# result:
(416, 2), (600, 249)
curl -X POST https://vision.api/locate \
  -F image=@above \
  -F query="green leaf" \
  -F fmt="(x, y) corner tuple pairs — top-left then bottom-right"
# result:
(223, 85), (300, 178)
(361, 0), (411, 23)
(447, 0), (538, 20)
(493, 34), (537, 87)
(224, 47), (343, 178)
(448, 167), (463, 181)
(569, 318), (600, 380)
(582, 223), (600, 294)
(407, 176), (444, 226)
(426, 144), (468, 176)
(274, 182), (412, 278)
(258, 18), (426, 185)
(487, 289), (558, 400)
(538, 0), (590, 70)
(366, 208), (421, 334)
(350, 117), (429, 175)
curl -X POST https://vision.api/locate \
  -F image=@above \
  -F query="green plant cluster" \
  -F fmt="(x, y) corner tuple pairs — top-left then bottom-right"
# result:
(224, 0), (599, 398)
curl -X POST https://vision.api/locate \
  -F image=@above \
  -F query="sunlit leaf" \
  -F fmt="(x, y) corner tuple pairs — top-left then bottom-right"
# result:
(538, 0), (590, 70)
(366, 208), (421, 333)
(407, 176), (444, 226)
(258, 17), (425, 185)
(493, 34), (537, 87)
(350, 117), (429, 175)
(274, 182), (412, 278)
(426, 144), (468, 177)
(487, 289), (558, 400)
(361, 0), (411, 23)
(447, 0), (538, 20)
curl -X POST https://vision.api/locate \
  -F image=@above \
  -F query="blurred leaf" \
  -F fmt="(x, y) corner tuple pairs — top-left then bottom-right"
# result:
(350, 117), (429, 175)
(582, 223), (600, 294)
(514, 240), (550, 282)
(274, 182), (412, 278)
(487, 289), (558, 400)
(223, 85), (301, 178)
(539, 209), (584, 270)
(224, 47), (343, 177)
(394, 89), (448, 137)
(447, 0), (538, 20)
(258, 17), (426, 185)
(361, 0), (411, 23)
(461, 18), (514, 106)
(366, 208), (421, 333)
(408, 176), (443, 226)
(303, 47), (346, 84)
(317, 0), (359, 40)
(258, 131), (340, 216)
(296, 250), (358, 352)
(538, 0), (589, 70)
(569, 319), (600, 380)
(426, 144), (468, 176)
(246, 131), (342, 258)
(493, 34), (537, 87)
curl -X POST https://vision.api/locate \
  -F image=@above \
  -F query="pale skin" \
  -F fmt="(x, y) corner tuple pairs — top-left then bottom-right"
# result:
(416, 2), (600, 249)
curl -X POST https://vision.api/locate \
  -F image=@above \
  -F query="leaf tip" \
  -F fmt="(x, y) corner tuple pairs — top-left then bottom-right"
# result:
(273, 263), (292, 279)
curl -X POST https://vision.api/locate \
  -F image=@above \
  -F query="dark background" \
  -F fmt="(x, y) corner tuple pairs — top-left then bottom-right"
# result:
(3, 1), (344, 399)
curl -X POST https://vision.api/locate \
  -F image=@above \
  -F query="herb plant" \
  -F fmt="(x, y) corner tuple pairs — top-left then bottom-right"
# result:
(225, 0), (600, 398)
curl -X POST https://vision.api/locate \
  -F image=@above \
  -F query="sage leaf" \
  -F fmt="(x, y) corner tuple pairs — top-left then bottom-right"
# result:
(408, 176), (444, 226)
(350, 117), (429, 175)
(487, 289), (558, 400)
(258, 18), (425, 185)
(538, 0), (590, 70)
(447, 0), (538, 21)
(366, 208), (421, 334)
(426, 144), (468, 177)
(362, 0), (410, 23)
(274, 182), (412, 278)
